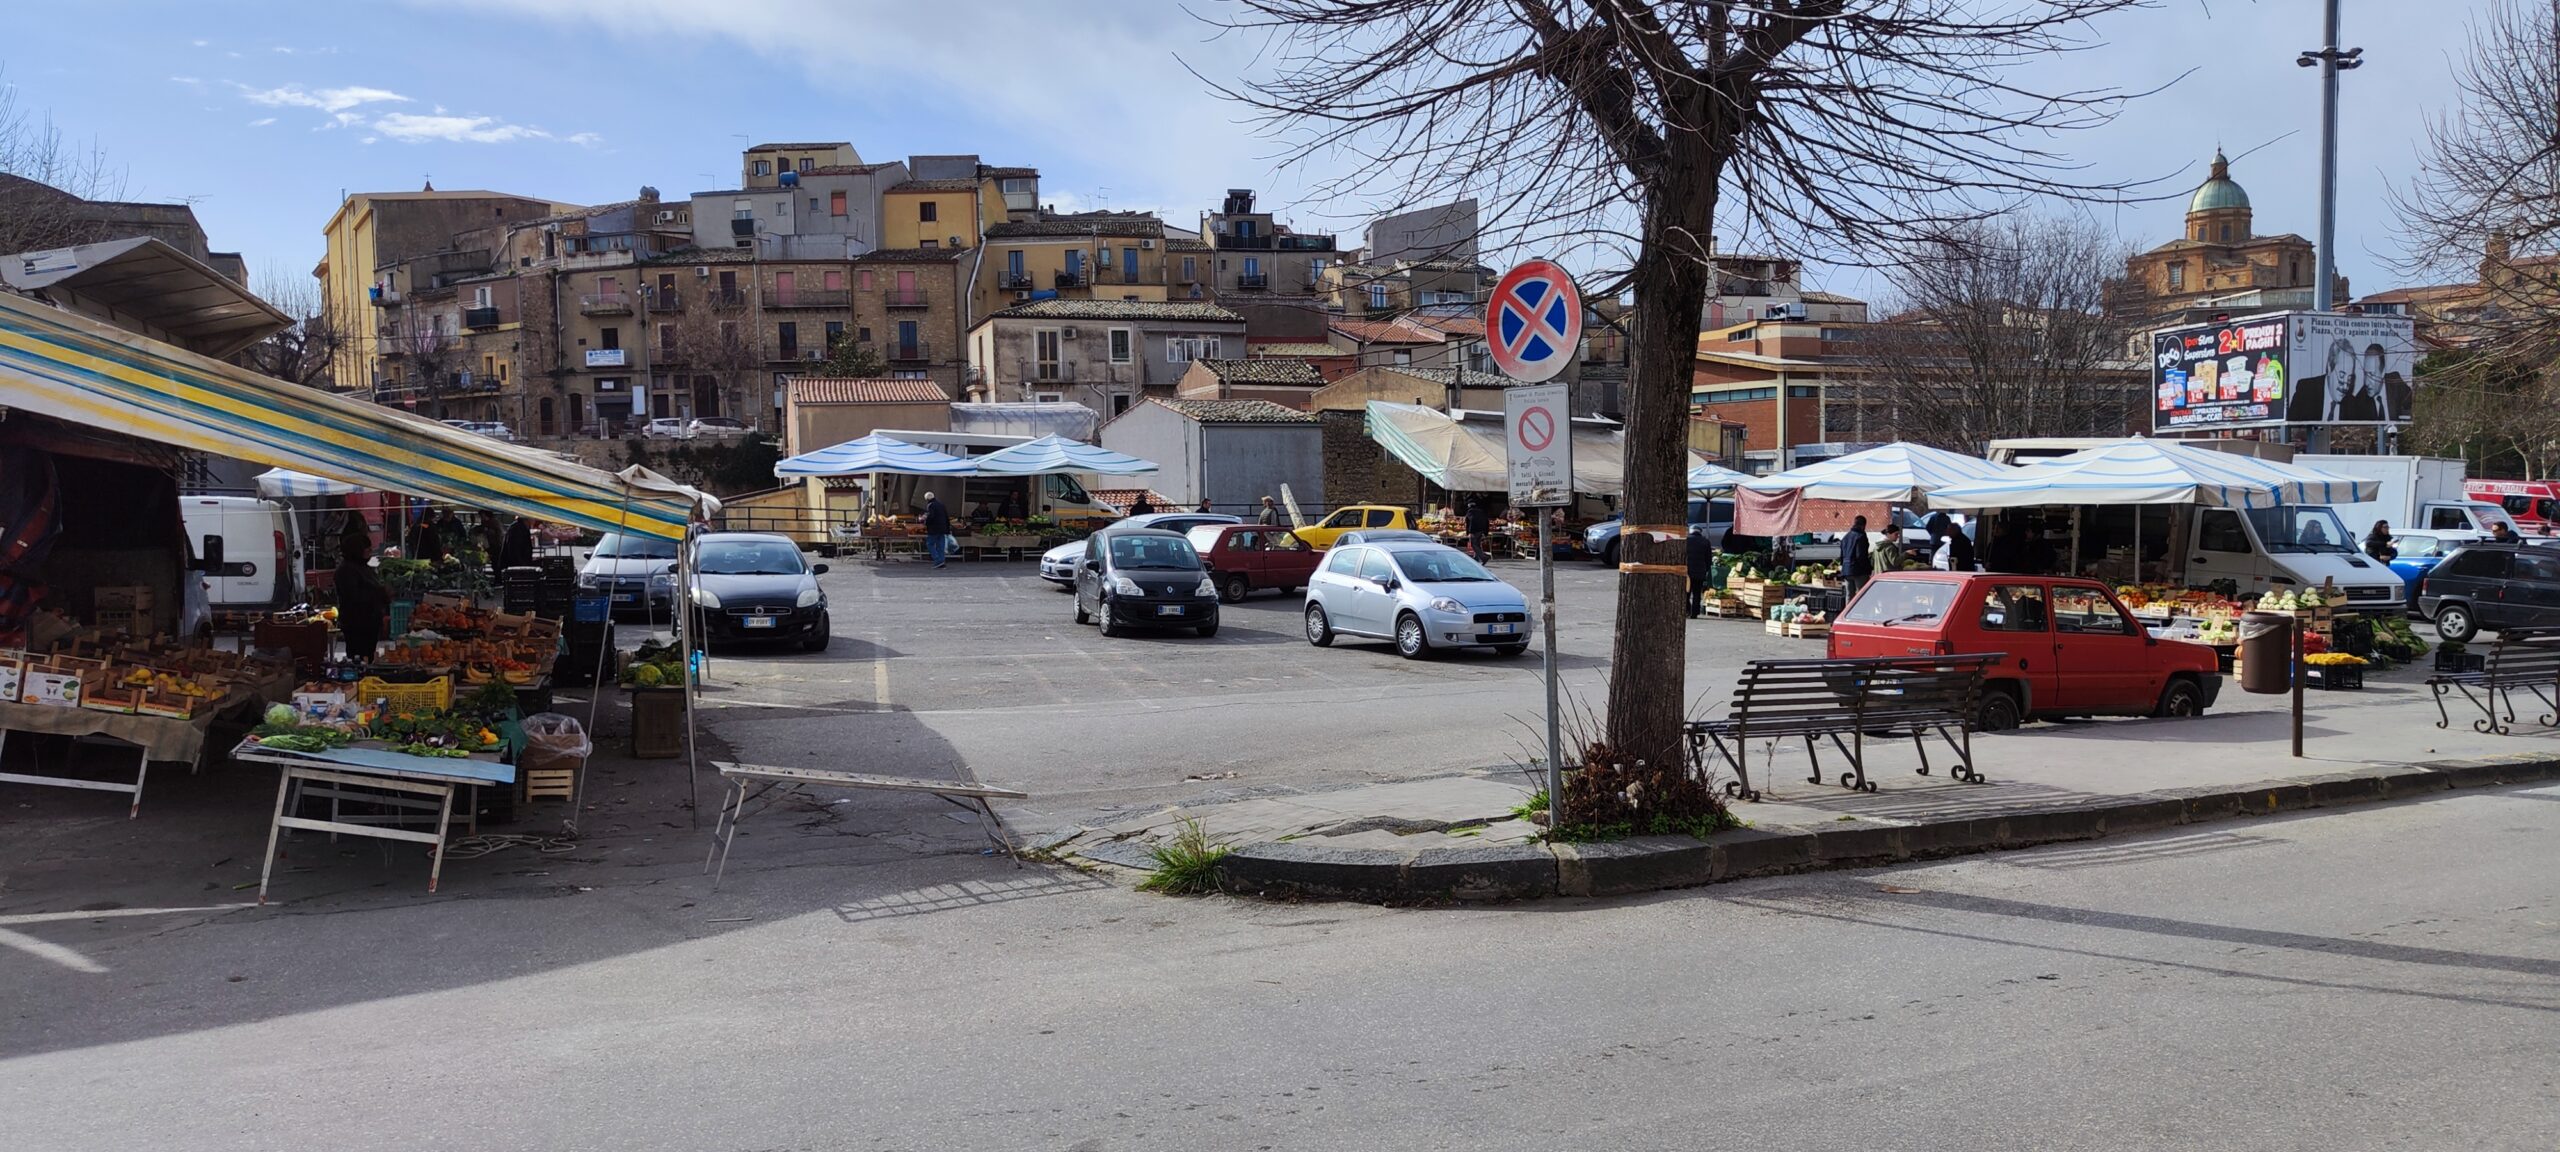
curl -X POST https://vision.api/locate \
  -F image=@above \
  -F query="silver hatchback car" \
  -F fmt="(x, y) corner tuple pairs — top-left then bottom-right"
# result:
(1302, 540), (1531, 658)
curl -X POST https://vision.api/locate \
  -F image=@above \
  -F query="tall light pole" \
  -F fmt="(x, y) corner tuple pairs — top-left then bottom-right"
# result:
(2298, 1), (2364, 313)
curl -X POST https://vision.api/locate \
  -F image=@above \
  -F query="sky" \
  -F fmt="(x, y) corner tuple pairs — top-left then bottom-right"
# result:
(0, 0), (2504, 306)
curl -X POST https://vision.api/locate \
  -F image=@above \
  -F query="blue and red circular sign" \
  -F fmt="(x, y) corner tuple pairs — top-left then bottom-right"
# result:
(1486, 259), (1583, 382)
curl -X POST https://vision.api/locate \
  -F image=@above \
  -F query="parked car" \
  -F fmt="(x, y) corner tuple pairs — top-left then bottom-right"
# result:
(687, 417), (749, 438)
(2414, 542), (2560, 642)
(1587, 498), (1737, 567)
(1827, 571), (2222, 730)
(182, 495), (304, 613)
(1303, 540), (1530, 659)
(1187, 524), (1323, 602)
(688, 532), (830, 651)
(1041, 512), (1239, 586)
(1334, 529), (1436, 547)
(1073, 526), (1221, 637)
(2385, 530), (2455, 595)
(577, 531), (682, 619)
(1292, 504), (1418, 550)
(643, 418), (692, 439)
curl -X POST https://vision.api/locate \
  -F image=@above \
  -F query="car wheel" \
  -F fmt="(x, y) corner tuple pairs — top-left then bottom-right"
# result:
(1195, 622), (1219, 638)
(2154, 676), (2204, 718)
(1220, 573), (1250, 604)
(799, 615), (831, 653)
(1073, 597), (1090, 625)
(1598, 539), (1619, 568)
(1097, 599), (1124, 638)
(2434, 602), (2478, 644)
(1395, 613), (1430, 660)
(1304, 603), (1335, 647)
(1975, 686), (2022, 732)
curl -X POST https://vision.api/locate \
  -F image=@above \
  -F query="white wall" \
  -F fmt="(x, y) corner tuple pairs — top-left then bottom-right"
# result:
(1098, 403), (1200, 504)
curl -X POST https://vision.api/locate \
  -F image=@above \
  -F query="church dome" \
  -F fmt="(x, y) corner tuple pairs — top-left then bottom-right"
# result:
(2188, 149), (2250, 214)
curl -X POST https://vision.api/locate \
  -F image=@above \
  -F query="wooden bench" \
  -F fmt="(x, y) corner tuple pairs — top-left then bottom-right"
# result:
(1684, 655), (1998, 800)
(704, 762), (1028, 887)
(2427, 634), (2560, 735)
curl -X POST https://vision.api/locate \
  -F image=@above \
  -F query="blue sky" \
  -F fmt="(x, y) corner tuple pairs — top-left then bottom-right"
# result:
(0, 0), (2498, 304)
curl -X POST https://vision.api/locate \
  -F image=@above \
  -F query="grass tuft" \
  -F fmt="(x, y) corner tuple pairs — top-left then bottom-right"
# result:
(1137, 818), (1231, 896)
(1509, 788), (1550, 822)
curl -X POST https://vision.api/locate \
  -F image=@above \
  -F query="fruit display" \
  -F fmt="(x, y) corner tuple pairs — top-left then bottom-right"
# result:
(2305, 652), (2368, 667)
(2373, 616), (2428, 662)
(407, 602), (492, 635)
(1767, 602), (1830, 624)
(370, 636), (556, 684)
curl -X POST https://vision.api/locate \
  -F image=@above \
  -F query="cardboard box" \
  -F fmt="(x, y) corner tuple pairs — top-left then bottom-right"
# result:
(95, 586), (157, 611)
(21, 670), (82, 708)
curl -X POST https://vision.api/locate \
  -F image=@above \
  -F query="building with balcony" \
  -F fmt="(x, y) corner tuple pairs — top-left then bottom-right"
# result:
(320, 185), (569, 390)
(1199, 188), (1337, 308)
(851, 247), (970, 399)
(741, 142), (863, 188)
(976, 212), (1172, 319)
(966, 298), (1245, 418)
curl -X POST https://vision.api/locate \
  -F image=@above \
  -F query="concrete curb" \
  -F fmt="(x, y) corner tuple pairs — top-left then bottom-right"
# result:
(1170, 756), (2560, 904)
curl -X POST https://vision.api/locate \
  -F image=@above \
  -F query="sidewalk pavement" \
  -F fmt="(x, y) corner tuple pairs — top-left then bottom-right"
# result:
(1042, 667), (2560, 901)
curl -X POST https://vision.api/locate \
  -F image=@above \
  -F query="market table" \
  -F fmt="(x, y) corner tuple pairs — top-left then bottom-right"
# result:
(0, 682), (273, 817)
(234, 743), (515, 902)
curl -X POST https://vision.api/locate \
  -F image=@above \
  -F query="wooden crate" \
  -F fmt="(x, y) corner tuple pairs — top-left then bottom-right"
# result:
(1698, 596), (1749, 618)
(629, 686), (686, 759)
(1763, 618), (1832, 639)
(524, 765), (577, 800)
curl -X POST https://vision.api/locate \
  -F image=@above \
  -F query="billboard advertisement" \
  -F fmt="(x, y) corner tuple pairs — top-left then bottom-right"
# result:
(2150, 311), (2417, 432)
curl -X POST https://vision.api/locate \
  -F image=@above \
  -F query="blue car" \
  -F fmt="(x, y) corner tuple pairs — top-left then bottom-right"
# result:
(1586, 497), (1736, 566)
(2387, 530), (2454, 595)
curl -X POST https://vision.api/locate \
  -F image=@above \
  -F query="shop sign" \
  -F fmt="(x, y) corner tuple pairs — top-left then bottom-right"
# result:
(2151, 310), (2418, 431)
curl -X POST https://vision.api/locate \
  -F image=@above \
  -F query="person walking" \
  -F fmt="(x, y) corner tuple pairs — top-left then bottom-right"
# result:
(922, 491), (953, 568)
(1463, 497), (1492, 560)
(1257, 496), (1281, 526)
(2489, 520), (2519, 544)
(1129, 492), (1154, 516)
(1196, 497), (1215, 514)
(2364, 520), (2398, 562)
(1685, 524), (1717, 618)
(1840, 515), (1872, 599)
(335, 535), (388, 666)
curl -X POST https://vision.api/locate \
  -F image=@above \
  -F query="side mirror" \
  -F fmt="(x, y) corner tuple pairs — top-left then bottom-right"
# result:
(1083, 559), (1101, 571)
(812, 563), (830, 575)
(195, 536), (226, 575)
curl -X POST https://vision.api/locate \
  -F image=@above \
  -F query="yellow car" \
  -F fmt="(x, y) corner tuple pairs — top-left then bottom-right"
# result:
(1291, 505), (1419, 550)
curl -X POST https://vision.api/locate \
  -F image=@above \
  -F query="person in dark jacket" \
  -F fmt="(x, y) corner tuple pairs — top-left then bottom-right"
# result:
(1685, 524), (1718, 618)
(1926, 512), (1977, 572)
(1839, 515), (1871, 598)
(500, 516), (537, 571)
(1129, 493), (1154, 516)
(921, 492), (953, 568)
(2364, 520), (2398, 562)
(336, 536), (388, 666)
(407, 511), (446, 563)
(998, 488), (1027, 520)
(1463, 498), (1492, 560)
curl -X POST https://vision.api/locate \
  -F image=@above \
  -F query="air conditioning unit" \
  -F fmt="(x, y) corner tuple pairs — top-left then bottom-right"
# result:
(696, 267), (710, 278)
(948, 236), (964, 248)
(656, 210), (677, 224)
(1061, 327), (1079, 339)
(1013, 291), (1030, 302)
(1139, 239), (1155, 249)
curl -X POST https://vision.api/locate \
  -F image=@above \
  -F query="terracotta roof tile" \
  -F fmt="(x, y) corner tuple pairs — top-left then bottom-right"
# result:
(1196, 358), (1325, 387)
(1148, 398), (1318, 424)
(985, 213), (1168, 240)
(787, 378), (952, 404)
(987, 299), (1243, 323)
(1328, 317), (1443, 344)
(1248, 342), (1347, 358)
(888, 179), (982, 193)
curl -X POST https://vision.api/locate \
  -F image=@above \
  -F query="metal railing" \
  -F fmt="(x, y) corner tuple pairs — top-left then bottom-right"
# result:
(579, 293), (633, 315)
(1235, 273), (1269, 290)
(889, 340), (931, 362)
(884, 289), (930, 308)
(642, 290), (685, 312)
(1028, 360), (1074, 381)
(998, 271), (1036, 290)
(708, 289), (750, 309)
(767, 289), (851, 309)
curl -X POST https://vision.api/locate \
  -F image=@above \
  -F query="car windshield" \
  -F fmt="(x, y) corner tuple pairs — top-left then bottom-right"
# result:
(1843, 579), (1962, 627)
(1109, 535), (1201, 570)
(593, 533), (679, 560)
(2395, 536), (2445, 558)
(1392, 549), (1496, 583)
(697, 540), (804, 575)
(2246, 506), (2357, 554)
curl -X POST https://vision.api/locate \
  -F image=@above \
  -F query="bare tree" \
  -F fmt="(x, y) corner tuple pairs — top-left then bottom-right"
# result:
(242, 270), (346, 389)
(2392, 0), (2560, 477)
(0, 67), (125, 256)
(1842, 215), (2140, 450)
(1212, 0), (2153, 823)
(658, 308), (763, 423)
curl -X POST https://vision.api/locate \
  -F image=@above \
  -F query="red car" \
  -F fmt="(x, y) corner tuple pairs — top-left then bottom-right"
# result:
(1187, 524), (1323, 603)
(1828, 571), (2222, 730)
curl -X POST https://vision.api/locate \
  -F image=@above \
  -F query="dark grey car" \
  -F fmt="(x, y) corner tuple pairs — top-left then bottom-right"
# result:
(1073, 527), (1221, 638)
(2417, 542), (2560, 642)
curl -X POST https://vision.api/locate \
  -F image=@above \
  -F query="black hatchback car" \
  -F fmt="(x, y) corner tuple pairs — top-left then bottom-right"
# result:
(690, 532), (831, 651)
(2415, 542), (2560, 642)
(1073, 527), (1220, 638)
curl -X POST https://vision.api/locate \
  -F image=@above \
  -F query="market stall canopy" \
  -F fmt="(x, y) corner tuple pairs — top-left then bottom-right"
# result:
(1740, 442), (2018, 505)
(971, 435), (1157, 477)
(255, 467), (366, 498)
(1927, 438), (2381, 510)
(772, 434), (978, 478)
(1365, 402), (1716, 497)
(1, 237), (289, 360)
(1688, 463), (1754, 491)
(0, 291), (694, 540)
(615, 465), (723, 519)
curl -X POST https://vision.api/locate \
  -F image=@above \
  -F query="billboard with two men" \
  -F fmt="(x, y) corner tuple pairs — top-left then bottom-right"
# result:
(2151, 311), (2418, 432)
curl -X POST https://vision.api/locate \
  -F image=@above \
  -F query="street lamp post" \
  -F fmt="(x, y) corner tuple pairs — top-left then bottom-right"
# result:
(2297, 0), (2361, 453)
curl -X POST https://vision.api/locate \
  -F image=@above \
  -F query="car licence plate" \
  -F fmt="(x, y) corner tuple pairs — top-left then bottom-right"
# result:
(1157, 605), (1185, 616)
(611, 593), (636, 603)
(744, 615), (775, 629)
(1489, 623), (1517, 634)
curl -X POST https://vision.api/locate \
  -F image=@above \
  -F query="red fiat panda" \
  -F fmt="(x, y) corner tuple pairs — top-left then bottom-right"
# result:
(1828, 571), (2223, 730)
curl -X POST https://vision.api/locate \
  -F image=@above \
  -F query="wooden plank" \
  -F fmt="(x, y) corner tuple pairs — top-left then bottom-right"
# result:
(713, 761), (1028, 799)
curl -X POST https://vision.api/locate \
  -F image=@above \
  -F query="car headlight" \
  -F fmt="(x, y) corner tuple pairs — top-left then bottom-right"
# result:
(1195, 575), (1218, 598)
(691, 587), (721, 609)
(1430, 597), (1465, 614)
(649, 571), (677, 588)
(796, 587), (822, 608)
(1110, 575), (1142, 597)
(576, 572), (601, 588)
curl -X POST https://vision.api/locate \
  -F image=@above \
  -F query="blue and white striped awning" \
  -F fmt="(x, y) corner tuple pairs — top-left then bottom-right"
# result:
(1928, 438), (2381, 510)
(970, 435), (1158, 476)
(1688, 463), (1754, 491)
(255, 467), (368, 498)
(774, 434), (978, 478)
(1740, 442), (2017, 504)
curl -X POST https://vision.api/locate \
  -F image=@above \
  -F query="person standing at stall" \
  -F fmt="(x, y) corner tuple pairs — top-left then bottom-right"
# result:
(1927, 512), (1977, 572)
(1685, 523), (1717, 618)
(2364, 520), (2398, 562)
(998, 488), (1027, 521)
(407, 510), (446, 564)
(1983, 518), (2028, 574)
(336, 535), (387, 666)
(500, 515), (537, 571)
(921, 492), (953, 568)
(1840, 515), (1872, 598)
(1463, 497), (1492, 560)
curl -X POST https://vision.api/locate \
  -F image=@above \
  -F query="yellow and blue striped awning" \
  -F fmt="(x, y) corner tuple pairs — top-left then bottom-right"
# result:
(0, 292), (692, 540)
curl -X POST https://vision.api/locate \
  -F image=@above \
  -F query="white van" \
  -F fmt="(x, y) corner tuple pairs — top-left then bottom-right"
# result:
(2185, 504), (2404, 609)
(181, 496), (305, 611)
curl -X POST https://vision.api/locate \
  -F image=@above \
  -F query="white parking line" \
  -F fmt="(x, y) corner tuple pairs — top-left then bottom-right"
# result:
(0, 903), (255, 974)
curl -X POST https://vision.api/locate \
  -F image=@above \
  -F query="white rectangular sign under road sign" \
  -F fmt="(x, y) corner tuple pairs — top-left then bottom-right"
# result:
(1505, 383), (1572, 507)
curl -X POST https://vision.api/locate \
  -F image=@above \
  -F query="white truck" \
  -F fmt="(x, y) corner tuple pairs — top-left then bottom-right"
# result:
(2295, 454), (2516, 542)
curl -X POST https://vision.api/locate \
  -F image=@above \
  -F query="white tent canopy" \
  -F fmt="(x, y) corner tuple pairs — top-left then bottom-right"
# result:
(970, 435), (1158, 477)
(1927, 438), (2381, 510)
(1688, 463), (1754, 492)
(254, 467), (366, 498)
(773, 434), (978, 478)
(1364, 402), (1716, 497)
(1740, 442), (2018, 505)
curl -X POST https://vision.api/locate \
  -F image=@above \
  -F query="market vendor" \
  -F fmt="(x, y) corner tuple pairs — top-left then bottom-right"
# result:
(969, 501), (997, 527)
(337, 535), (388, 664)
(999, 488), (1027, 520)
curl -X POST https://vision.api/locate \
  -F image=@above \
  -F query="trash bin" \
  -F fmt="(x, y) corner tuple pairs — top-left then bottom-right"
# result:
(520, 712), (592, 800)
(2239, 611), (2294, 694)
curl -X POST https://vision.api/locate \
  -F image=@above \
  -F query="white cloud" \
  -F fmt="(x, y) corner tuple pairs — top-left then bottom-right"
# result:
(564, 131), (602, 147)
(248, 117), (276, 127)
(372, 112), (547, 144)
(239, 83), (409, 113)
(272, 46), (295, 55)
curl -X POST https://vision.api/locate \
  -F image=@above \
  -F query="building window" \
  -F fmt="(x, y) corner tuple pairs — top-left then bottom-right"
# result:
(2167, 263), (2186, 291)
(778, 322), (798, 359)
(1727, 328), (1751, 342)
(920, 239), (938, 249)
(895, 320), (919, 358)
(600, 326), (620, 351)
(1182, 255), (1197, 282)
(754, 161), (771, 177)
(658, 323), (676, 353)
(472, 286), (492, 309)
(1035, 329), (1062, 379)
(1819, 327), (1857, 342)
(823, 269), (844, 292)
(919, 201), (939, 223)
(1109, 328), (1132, 363)
(1123, 247), (1138, 281)
(1008, 250), (1025, 279)
(1113, 393), (1132, 416)
(810, 197), (822, 213)
(829, 190), (847, 217)
(2220, 223), (2232, 242)
(824, 320), (845, 350)
(798, 157), (813, 173)
(1393, 348), (1412, 367)
(858, 269), (874, 291)
(857, 327), (872, 343)
(1367, 284), (1390, 310)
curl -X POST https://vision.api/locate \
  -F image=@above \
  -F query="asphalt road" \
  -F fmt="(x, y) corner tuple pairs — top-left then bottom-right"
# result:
(3, 780), (2551, 1150)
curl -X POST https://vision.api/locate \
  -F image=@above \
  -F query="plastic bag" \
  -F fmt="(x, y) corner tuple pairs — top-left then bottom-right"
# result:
(520, 712), (592, 769)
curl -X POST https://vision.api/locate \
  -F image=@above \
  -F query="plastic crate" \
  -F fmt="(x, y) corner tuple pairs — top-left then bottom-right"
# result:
(354, 675), (452, 713)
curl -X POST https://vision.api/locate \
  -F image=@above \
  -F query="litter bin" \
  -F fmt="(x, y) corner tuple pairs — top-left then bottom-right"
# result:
(2239, 611), (2294, 694)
